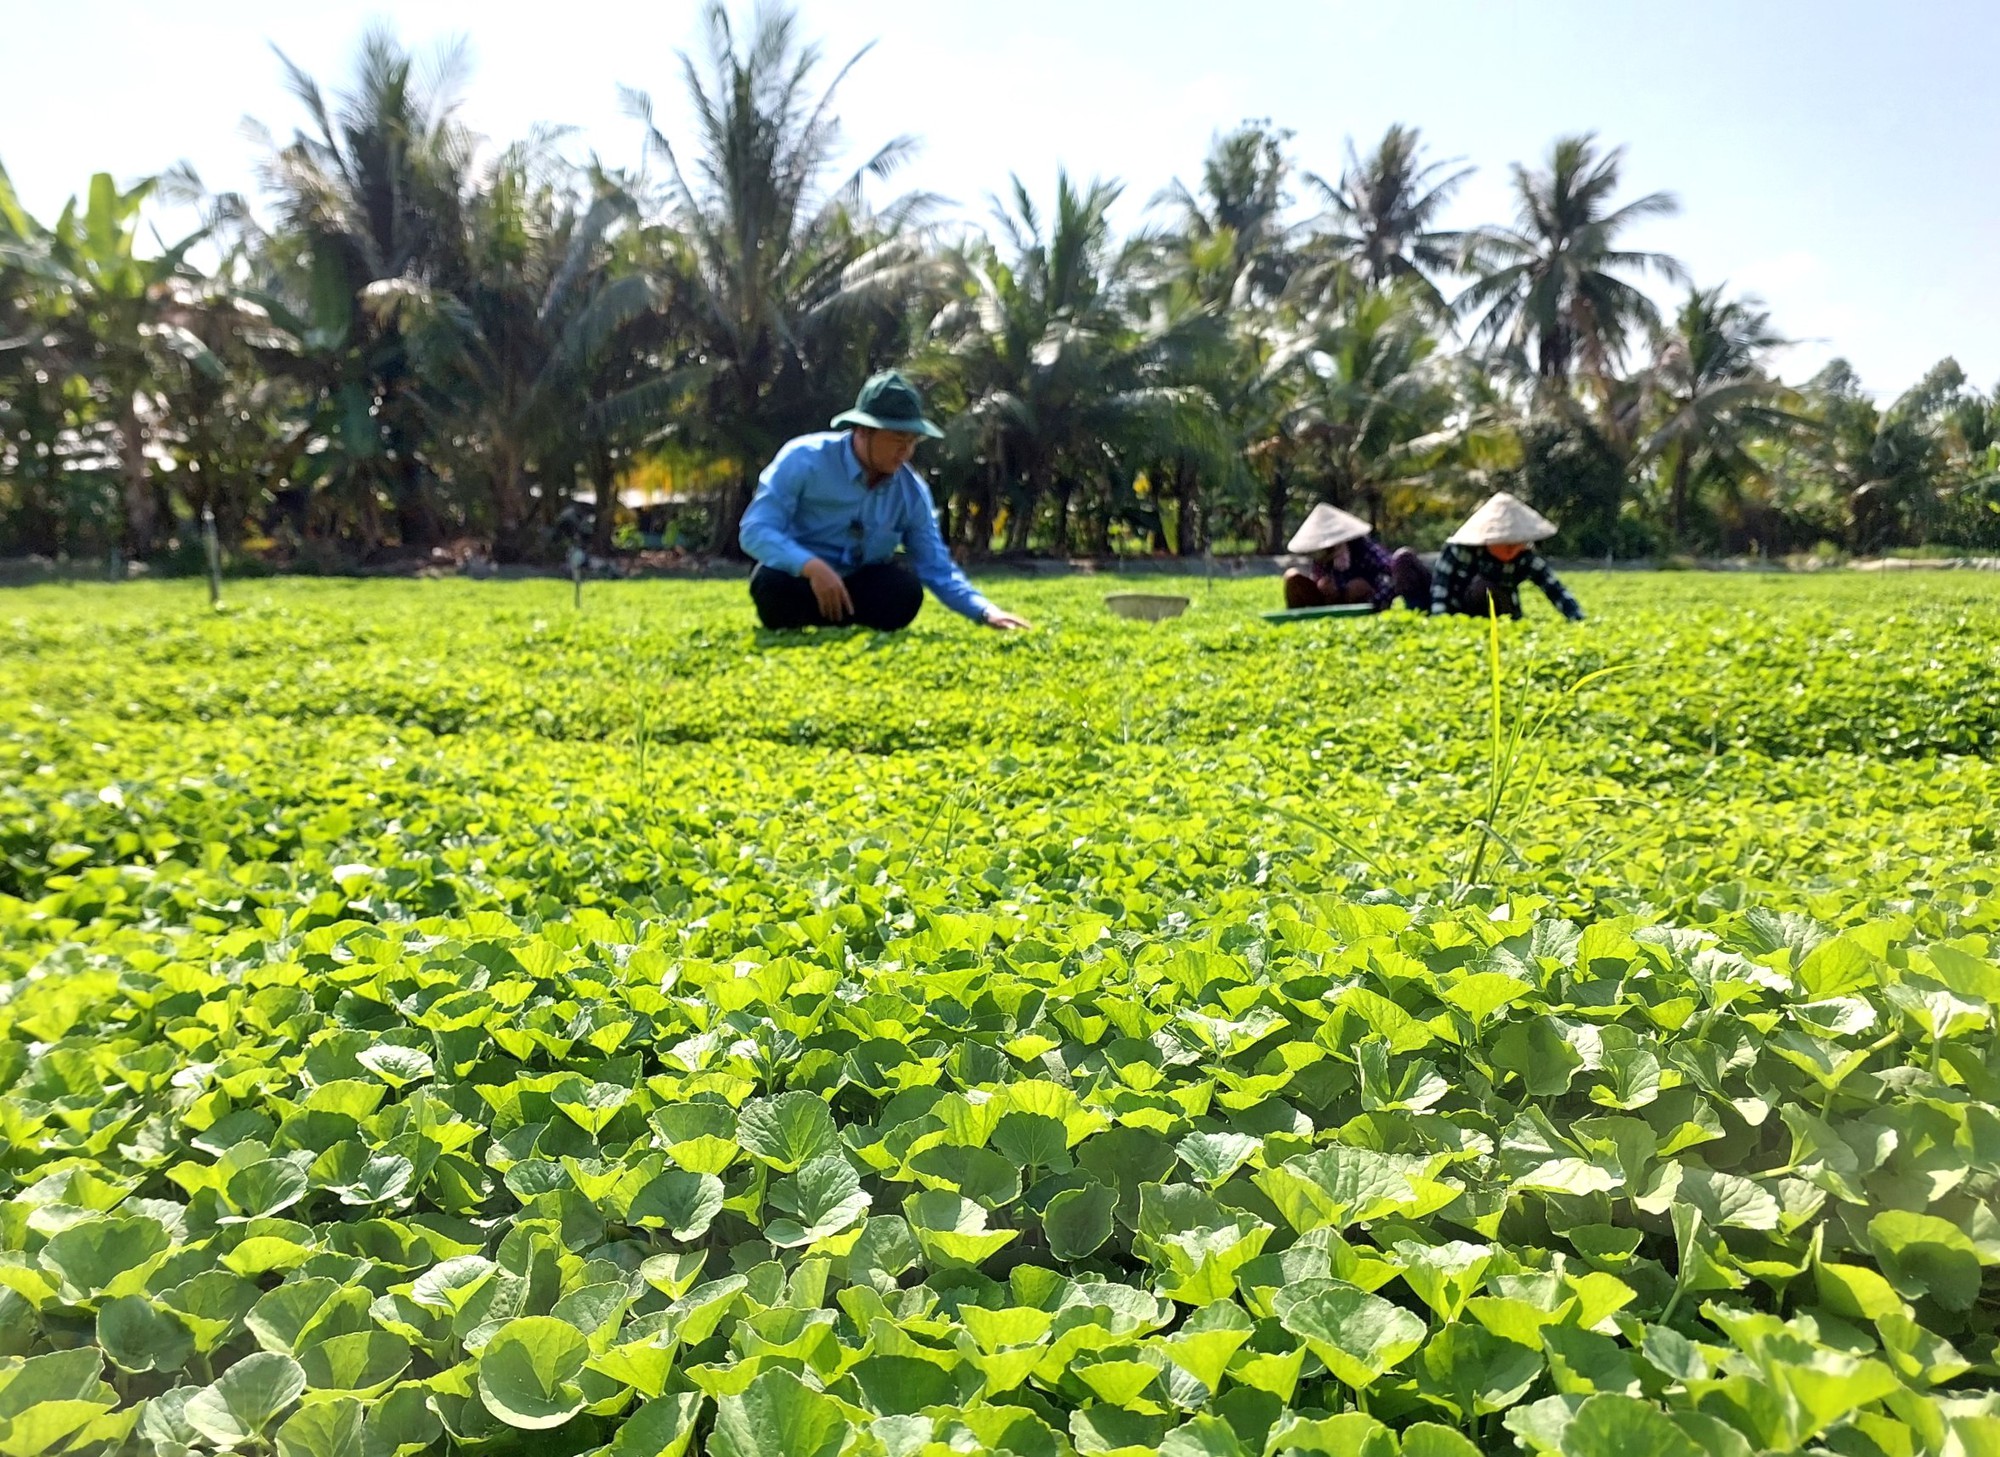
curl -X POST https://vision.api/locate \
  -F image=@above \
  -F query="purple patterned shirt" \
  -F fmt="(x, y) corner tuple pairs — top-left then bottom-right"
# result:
(1311, 535), (1397, 611)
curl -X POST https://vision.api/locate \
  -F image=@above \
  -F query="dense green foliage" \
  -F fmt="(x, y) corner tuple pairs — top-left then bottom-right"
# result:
(2, 574), (2000, 1455)
(5, 8), (1999, 567)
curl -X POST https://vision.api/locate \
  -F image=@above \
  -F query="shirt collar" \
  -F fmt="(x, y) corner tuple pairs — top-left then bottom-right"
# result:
(842, 432), (908, 491)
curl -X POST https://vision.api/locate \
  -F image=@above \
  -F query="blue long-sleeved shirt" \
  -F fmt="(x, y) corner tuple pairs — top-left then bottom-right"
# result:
(738, 432), (994, 623)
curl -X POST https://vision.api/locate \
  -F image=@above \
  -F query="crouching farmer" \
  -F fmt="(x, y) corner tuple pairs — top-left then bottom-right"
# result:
(739, 371), (1030, 632)
(1281, 502), (1430, 611)
(1416, 492), (1585, 622)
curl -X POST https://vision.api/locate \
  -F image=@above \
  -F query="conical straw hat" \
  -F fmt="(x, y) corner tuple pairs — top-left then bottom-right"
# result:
(1287, 502), (1373, 553)
(1446, 492), (1558, 546)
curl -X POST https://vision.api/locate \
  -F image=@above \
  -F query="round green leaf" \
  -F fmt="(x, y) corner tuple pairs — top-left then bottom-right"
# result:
(736, 1092), (838, 1172)
(1043, 1181), (1116, 1260)
(39, 1216), (171, 1302)
(356, 1045), (434, 1089)
(298, 1330), (411, 1397)
(626, 1168), (725, 1241)
(475, 1316), (590, 1430)
(1274, 1278), (1427, 1389)
(184, 1352), (308, 1447)
(709, 1367), (847, 1457)
(275, 1395), (364, 1457)
(97, 1296), (194, 1375)
(1867, 1209), (1984, 1310)
(1557, 1394), (1703, 1457)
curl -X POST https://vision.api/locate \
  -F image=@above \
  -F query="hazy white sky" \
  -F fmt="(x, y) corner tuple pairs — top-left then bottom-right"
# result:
(4, 0), (1994, 396)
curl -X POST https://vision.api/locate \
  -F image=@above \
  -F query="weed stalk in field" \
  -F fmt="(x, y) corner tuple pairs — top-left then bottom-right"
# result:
(1454, 600), (1630, 900)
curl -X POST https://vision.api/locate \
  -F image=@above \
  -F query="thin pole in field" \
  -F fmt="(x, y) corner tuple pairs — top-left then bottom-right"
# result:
(202, 507), (224, 608)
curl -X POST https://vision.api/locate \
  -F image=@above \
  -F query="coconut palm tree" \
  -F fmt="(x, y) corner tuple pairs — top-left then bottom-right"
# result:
(926, 172), (1226, 556)
(247, 26), (478, 548)
(1150, 123), (1297, 305)
(364, 152), (672, 558)
(1457, 134), (1685, 390)
(1252, 278), (1469, 545)
(1139, 127), (1306, 552)
(1303, 124), (1470, 316)
(1638, 286), (1805, 546)
(624, 1), (941, 554)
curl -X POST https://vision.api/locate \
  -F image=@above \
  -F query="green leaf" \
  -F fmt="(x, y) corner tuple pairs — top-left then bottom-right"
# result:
(993, 1112), (1073, 1172)
(1394, 1240), (1493, 1321)
(1420, 1321), (1544, 1417)
(1402, 1423), (1484, 1457)
(1160, 1413), (1247, 1457)
(475, 1315), (590, 1429)
(0, 1349), (108, 1419)
(97, 1295), (194, 1374)
(1556, 1394), (1702, 1457)
(222, 1159), (311, 1219)
(627, 1169), (726, 1241)
(1273, 1278), (1427, 1389)
(1043, 1180), (1116, 1260)
(297, 1330), (411, 1397)
(246, 1279), (345, 1354)
(904, 1190), (1018, 1268)
(1795, 935), (1878, 999)
(1674, 1167), (1779, 1232)
(38, 1215), (170, 1301)
(550, 1076), (631, 1135)
(1867, 1209), (1983, 1310)
(275, 1395), (364, 1457)
(184, 1352), (308, 1447)
(1176, 1131), (1261, 1186)
(364, 1382), (444, 1457)
(709, 1367), (848, 1457)
(605, 1392), (705, 1457)
(908, 1143), (1022, 1207)
(737, 1092), (840, 1172)
(356, 1045), (434, 1088)
(409, 1255), (496, 1313)
(1261, 1410), (1397, 1456)
(765, 1155), (872, 1246)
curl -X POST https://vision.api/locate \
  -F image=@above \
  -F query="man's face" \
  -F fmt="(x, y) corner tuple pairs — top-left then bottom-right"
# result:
(855, 428), (920, 477)
(1487, 541), (1528, 562)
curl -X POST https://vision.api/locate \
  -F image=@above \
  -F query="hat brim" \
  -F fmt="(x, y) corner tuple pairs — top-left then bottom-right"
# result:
(832, 409), (945, 440)
(1446, 521), (1558, 546)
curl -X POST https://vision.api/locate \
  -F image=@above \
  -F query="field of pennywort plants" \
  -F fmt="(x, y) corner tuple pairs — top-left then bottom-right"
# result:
(2, 572), (1999, 1457)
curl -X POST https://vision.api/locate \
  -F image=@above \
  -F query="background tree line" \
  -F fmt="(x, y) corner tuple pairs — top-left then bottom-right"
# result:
(4, 4), (1997, 569)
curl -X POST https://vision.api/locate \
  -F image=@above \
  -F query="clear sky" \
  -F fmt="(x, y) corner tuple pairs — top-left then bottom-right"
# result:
(4, 0), (1994, 396)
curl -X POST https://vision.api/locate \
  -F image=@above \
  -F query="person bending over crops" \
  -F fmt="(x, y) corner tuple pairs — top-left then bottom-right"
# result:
(1280, 502), (1431, 611)
(1404, 492), (1585, 621)
(739, 372), (1031, 633)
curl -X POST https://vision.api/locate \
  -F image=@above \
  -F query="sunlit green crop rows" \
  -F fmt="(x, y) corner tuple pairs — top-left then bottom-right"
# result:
(2, 572), (1998, 1457)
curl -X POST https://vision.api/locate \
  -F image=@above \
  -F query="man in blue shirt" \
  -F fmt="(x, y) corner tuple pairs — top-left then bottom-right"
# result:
(739, 372), (1030, 632)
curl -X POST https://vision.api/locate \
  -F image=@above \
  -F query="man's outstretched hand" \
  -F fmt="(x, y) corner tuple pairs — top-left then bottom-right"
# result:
(984, 610), (1032, 631)
(800, 558), (853, 622)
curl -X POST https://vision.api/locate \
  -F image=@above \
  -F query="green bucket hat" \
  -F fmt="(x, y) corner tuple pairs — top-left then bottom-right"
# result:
(831, 370), (945, 439)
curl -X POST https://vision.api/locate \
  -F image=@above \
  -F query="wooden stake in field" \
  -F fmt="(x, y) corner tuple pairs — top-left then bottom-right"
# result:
(570, 544), (586, 610)
(202, 507), (224, 608)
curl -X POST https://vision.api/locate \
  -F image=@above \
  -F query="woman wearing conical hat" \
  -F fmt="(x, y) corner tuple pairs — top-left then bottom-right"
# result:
(1281, 503), (1430, 612)
(1419, 493), (1586, 621)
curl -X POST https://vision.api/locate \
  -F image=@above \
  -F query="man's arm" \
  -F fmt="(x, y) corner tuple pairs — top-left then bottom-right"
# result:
(900, 478), (998, 623)
(1524, 551), (1586, 621)
(738, 446), (815, 573)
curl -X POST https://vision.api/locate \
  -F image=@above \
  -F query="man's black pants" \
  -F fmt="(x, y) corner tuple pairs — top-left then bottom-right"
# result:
(749, 561), (924, 631)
